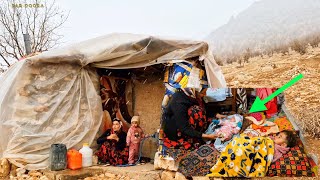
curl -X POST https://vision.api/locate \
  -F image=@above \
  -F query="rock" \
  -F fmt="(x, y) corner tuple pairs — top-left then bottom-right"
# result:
(39, 176), (50, 180)
(174, 172), (187, 180)
(10, 164), (18, 177)
(28, 170), (42, 177)
(21, 174), (29, 179)
(16, 167), (26, 177)
(0, 158), (11, 178)
(261, 66), (273, 72)
(154, 152), (178, 171)
(161, 171), (175, 180)
(104, 172), (116, 179)
(236, 74), (246, 81)
(233, 81), (239, 85)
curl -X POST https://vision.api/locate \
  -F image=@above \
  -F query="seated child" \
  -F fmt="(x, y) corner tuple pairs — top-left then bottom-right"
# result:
(207, 130), (297, 177)
(205, 113), (243, 142)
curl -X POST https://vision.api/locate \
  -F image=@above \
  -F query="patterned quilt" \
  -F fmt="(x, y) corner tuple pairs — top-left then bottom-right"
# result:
(207, 135), (274, 177)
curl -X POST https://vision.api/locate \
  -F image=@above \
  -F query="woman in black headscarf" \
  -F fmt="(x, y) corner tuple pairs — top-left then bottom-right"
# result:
(163, 88), (218, 150)
(95, 118), (129, 165)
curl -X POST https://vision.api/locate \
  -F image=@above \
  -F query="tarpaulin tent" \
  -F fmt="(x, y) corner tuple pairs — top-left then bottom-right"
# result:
(0, 33), (226, 170)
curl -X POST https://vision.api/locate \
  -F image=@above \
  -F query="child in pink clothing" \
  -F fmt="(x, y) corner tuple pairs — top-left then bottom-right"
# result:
(126, 116), (145, 165)
(270, 130), (296, 162)
(246, 130), (297, 162)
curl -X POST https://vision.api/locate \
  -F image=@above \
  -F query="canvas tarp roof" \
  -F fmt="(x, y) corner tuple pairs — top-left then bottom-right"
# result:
(0, 33), (226, 170)
(27, 33), (226, 87)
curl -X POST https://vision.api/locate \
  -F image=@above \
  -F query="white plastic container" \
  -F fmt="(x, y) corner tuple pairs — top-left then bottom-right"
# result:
(79, 143), (93, 167)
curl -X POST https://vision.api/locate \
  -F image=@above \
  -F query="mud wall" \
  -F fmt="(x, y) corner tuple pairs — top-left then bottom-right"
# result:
(133, 74), (164, 159)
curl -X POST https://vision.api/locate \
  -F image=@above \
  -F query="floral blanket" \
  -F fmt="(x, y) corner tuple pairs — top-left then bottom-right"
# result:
(207, 135), (274, 177)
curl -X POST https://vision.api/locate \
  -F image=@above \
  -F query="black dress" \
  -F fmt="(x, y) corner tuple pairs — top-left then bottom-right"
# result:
(95, 129), (129, 165)
(163, 90), (208, 149)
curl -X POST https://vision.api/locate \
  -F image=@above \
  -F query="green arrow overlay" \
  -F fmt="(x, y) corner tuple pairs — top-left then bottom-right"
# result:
(249, 74), (304, 113)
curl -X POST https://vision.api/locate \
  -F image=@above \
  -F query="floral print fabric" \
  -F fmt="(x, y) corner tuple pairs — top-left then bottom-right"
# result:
(207, 135), (274, 177)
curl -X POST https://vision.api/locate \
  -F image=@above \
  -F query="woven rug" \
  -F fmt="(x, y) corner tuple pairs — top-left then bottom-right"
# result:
(178, 144), (220, 177)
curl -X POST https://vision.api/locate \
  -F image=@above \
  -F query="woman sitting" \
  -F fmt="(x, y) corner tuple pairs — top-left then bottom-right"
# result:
(163, 88), (218, 150)
(95, 118), (128, 165)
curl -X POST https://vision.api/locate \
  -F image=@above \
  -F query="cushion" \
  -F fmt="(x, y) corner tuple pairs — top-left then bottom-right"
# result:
(274, 116), (294, 131)
(267, 138), (316, 177)
(249, 112), (265, 121)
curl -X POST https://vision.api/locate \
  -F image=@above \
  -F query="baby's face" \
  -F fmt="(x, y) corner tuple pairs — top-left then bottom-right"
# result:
(230, 117), (236, 122)
(274, 132), (288, 147)
(132, 121), (138, 127)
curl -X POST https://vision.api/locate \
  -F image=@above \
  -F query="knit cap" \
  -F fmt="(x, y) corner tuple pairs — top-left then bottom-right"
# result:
(131, 116), (140, 124)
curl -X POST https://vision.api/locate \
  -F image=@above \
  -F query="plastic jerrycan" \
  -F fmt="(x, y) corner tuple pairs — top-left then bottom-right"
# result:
(67, 149), (82, 170)
(49, 144), (67, 171)
(79, 143), (93, 167)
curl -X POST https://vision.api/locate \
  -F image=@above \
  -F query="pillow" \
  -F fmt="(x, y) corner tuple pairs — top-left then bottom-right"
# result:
(239, 116), (253, 134)
(274, 116), (294, 131)
(249, 112), (265, 121)
(267, 137), (316, 177)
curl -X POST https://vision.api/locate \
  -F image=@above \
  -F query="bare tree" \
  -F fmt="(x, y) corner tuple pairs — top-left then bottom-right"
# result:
(243, 48), (251, 64)
(0, 0), (68, 67)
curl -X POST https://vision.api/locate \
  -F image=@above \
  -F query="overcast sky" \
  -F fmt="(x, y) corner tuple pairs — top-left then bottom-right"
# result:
(0, 0), (256, 66)
(55, 0), (256, 46)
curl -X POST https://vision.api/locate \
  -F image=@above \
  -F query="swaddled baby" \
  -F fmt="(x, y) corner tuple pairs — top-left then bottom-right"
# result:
(205, 114), (243, 142)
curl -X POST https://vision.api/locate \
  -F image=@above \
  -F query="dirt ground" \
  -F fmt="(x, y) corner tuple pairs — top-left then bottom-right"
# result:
(221, 46), (320, 177)
(304, 136), (320, 175)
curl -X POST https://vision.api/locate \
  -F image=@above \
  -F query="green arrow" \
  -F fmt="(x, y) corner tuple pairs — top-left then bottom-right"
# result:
(249, 74), (304, 113)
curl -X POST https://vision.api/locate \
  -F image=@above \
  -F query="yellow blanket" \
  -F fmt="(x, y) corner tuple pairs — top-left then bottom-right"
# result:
(207, 135), (274, 177)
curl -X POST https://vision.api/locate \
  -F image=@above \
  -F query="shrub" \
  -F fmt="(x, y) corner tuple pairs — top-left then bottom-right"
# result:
(290, 40), (307, 54)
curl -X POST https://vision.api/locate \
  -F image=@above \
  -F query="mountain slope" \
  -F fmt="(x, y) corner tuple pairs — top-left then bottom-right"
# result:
(206, 0), (320, 60)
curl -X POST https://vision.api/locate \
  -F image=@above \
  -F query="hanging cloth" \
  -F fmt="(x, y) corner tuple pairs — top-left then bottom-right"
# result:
(256, 88), (278, 118)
